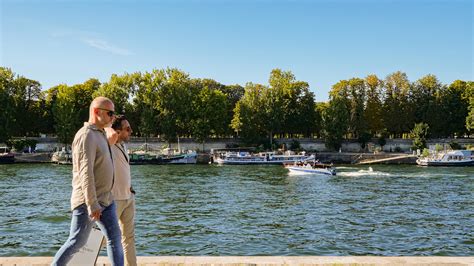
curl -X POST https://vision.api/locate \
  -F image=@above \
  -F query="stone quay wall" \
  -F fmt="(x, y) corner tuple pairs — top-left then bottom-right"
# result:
(25, 137), (474, 153)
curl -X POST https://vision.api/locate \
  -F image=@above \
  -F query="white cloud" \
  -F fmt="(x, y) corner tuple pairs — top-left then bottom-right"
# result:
(82, 38), (132, 56)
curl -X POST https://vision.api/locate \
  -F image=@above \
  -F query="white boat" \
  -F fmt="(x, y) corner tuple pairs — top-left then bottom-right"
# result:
(51, 147), (72, 164)
(215, 151), (312, 165)
(129, 149), (197, 165)
(0, 147), (15, 164)
(285, 161), (336, 176)
(416, 150), (474, 166)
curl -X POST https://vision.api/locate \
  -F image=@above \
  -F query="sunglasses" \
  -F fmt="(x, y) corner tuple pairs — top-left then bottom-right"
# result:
(120, 126), (132, 132)
(97, 108), (115, 117)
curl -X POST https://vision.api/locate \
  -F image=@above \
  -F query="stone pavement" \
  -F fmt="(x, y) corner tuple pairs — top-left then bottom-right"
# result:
(0, 256), (472, 265)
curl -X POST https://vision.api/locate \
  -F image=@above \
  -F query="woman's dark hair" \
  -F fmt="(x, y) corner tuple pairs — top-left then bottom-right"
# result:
(112, 115), (127, 130)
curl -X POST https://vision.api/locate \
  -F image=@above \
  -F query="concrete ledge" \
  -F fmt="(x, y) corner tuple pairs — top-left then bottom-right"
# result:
(0, 256), (472, 266)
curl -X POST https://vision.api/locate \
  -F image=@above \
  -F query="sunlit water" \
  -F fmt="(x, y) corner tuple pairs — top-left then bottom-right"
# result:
(0, 164), (472, 256)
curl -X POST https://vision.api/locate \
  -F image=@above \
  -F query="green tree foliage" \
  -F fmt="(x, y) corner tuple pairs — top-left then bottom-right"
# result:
(347, 78), (367, 139)
(410, 75), (439, 123)
(323, 85), (350, 151)
(10, 76), (43, 137)
(411, 122), (429, 151)
(383, 71), (412, 138)
(192, 86), (228, 143)
(435, 80), (469, 137)
(463, 81), (474, 133)
(365, 74), (384, 135)
(313, 102), (326, 138)
(94, 74), (133, 114)
(231, 82), (267, 144)
(157, 68), (195, 141)
(133, 70), (164, 138)
(219, 84), (244, 136)
(52, 81), (97, 144)
(1, 67), (471, 147)
(0, 68), (15, 142)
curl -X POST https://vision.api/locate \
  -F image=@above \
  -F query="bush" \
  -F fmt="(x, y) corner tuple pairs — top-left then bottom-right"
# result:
(378, 135), (386, 148)
(5, 139), (37, 152)
(422, 148), (430, 157)
(449, 141), (462, 150)
(411, 122), (429, 151)
(394, 146), (402, 152)
(435, 144), (444, 152)
(358, 132), (372, 150)
(290, 139), (301, 151)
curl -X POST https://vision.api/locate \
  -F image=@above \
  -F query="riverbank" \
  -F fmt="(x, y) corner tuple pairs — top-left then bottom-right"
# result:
(7, 151), (418, 165)
(0, 256), (471, 265)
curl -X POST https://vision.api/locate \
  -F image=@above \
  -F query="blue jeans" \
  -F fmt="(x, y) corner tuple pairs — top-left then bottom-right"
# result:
(52, 202), (124, 266)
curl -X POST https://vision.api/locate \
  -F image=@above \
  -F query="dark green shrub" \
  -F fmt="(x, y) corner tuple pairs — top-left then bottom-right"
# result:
(449, 141), (462, 150)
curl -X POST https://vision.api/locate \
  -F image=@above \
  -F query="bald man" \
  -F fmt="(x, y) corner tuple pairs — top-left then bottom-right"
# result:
(53, 97), (124, 266)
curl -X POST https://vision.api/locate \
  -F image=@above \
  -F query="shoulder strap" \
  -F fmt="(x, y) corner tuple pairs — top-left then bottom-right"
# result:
(115, 143), (129, 163)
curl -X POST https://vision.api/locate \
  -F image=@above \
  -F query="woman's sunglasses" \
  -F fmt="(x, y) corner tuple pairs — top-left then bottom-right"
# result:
(97, 108), (115, 117)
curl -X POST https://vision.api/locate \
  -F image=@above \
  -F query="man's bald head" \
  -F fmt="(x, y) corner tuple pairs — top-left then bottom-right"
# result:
(90, 96), (114, 113)
(89, 96), (115, 128)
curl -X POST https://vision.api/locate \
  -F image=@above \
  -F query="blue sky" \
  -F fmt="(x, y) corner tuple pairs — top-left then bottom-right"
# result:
(1, 0), (472, 101)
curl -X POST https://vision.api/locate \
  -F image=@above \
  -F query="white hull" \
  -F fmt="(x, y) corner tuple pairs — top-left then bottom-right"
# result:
(216, 156), (310, 165)
(285, 166), (336, 176)
(168, 154), (198, 164)
(416, 150), (474, 167)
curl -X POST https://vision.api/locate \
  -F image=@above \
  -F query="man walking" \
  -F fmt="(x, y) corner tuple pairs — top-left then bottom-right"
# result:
(109, 115), (137, 266)
(52, 97), (124, 266)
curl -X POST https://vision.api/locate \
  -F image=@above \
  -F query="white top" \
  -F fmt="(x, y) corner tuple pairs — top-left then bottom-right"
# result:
(111, 142), (132, 200)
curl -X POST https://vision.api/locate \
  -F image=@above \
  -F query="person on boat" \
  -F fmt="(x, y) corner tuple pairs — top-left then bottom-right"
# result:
(106, 115), (137, 266)
(52, 97), (124, 265)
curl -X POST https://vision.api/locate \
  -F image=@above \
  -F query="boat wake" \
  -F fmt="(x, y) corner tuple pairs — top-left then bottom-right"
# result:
(338, 167), (391, 177)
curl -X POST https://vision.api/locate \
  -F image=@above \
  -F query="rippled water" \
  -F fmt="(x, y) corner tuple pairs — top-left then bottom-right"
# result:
(0, 164), (473, 256)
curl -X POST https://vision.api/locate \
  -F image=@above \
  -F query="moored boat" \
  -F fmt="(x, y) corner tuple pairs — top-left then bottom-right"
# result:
(51, 147), (72, 165)
(129, 150), (197, 165)
(215, 151), (312, 165)
(0, 147), (15, 164)
(416, 150), (474, 166)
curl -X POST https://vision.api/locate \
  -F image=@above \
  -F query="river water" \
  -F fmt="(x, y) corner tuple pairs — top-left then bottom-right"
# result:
(0, 164), (472, 256)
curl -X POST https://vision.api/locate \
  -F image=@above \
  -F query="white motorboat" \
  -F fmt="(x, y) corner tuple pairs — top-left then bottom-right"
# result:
(285, 160), (336, 176)
(416, 150), (474, 166)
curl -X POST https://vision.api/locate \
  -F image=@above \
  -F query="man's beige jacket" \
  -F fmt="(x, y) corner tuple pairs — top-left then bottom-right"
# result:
(70, 122), (114, 214)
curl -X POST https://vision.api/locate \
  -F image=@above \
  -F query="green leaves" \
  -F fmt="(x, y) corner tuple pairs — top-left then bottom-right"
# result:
(411, 122), (430, 151)
(0, 66), (471, 147)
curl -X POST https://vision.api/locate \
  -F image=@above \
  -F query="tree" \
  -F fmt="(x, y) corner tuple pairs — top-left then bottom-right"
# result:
(52, 81), (97, 144)
(94, 74), (133, 114)
(436, 80), (469, 137)
(463, 81), (474, 134)
(365, 74), (384, 136)
(157, 68), (195, 142)
(411, 122), (429, 151)
(132, 70), (163, 138)
(0, 67), (15, 143)
(192, 86), (228, 147)
(323, 86), (349, 151)
(219, 84), (245, 136)
(383, 71), (412, 138)
(314, 102), (326, 138)
(347, 78), (367, 139)
(10, 76), (42, 136)
(231, 83), (266, 144)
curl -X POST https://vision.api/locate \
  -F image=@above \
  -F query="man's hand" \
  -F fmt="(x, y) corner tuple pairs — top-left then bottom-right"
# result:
(105, 127), (118, 145)
(89, 209), (102, 221)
